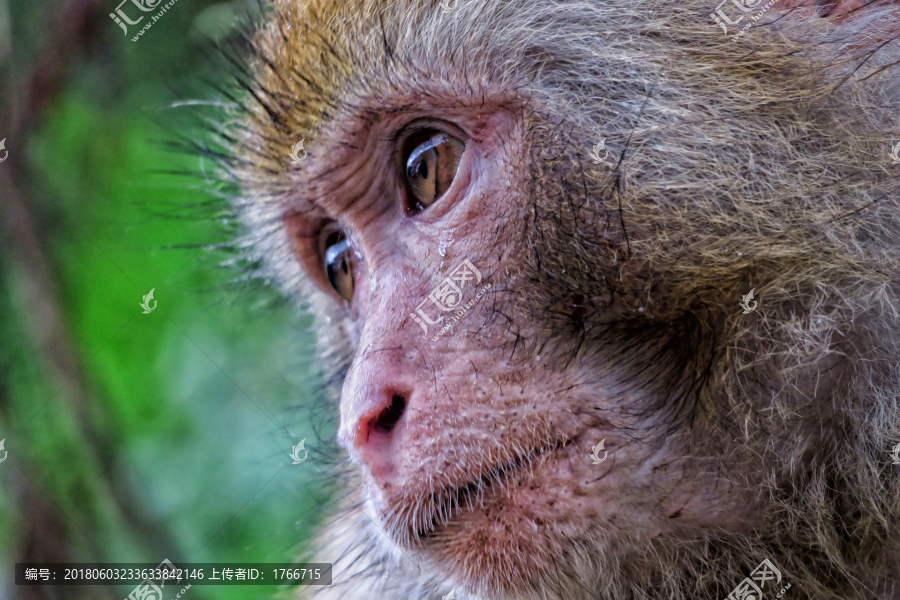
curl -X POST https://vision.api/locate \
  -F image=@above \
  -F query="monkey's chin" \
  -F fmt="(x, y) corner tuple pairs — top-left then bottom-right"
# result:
(376, 439), (584, 596)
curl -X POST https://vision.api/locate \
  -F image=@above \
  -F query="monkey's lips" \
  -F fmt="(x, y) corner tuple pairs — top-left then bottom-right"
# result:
(377, 436), (576, 543)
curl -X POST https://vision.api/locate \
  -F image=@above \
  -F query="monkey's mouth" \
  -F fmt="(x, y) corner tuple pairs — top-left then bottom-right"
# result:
(398, 437), (573, 541)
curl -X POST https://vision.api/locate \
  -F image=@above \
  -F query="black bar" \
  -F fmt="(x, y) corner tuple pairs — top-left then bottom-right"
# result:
(15, 563), (332, 586)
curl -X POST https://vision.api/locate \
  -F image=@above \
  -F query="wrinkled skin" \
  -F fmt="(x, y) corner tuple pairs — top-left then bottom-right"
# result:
(230, 0), (900, 598)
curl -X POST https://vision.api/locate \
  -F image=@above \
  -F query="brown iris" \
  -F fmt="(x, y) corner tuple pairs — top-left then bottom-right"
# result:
(403, 130), (464, 213)
(322, 229), (357, 301)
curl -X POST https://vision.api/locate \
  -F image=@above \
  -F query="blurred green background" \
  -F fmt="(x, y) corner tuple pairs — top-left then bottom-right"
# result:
(0, 1), (334, 598)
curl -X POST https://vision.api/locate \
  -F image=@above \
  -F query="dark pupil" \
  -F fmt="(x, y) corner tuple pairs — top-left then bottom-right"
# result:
(415, 160), (428, 180)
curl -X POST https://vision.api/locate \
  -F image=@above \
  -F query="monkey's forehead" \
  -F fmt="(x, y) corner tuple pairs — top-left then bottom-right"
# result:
(242, 0), (900, 149)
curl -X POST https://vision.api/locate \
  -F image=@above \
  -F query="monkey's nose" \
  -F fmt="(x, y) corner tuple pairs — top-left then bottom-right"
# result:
(342, 391), (408, 481)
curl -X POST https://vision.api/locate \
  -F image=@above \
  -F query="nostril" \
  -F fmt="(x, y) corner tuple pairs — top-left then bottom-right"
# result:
(369, 393), (407, 436)
(351, 392), (407, 482)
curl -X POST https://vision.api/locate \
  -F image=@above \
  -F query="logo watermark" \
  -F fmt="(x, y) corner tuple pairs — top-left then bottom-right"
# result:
(0, 439), (7, 464)
(140, 288), (157, 314)
(110, 0), (182, 42)
(890, 142), (900, 164)
(740, 288), (757, 314)
(589, 439), (608, 464)
(290, 440), (308, 464)
(890, 441), (900, 466)
(442, 590), (456, 600)
(125, 558), (191, 600)
(288, 139), (308, 164)
(725, 558), (789, 600)
(589, 138), (611, 165)
(439, 0), (460, 12)
(409, 259), (491, 342)
(711, 0), (777, 37)
(0, 138), (8, 163)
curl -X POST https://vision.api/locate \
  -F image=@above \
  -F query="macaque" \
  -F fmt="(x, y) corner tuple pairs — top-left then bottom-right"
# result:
(228, 0), (900, 598)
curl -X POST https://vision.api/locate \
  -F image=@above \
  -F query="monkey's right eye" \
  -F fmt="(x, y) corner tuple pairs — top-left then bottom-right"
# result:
(402, 129), (464, 214)
(322, 230), (357, 302)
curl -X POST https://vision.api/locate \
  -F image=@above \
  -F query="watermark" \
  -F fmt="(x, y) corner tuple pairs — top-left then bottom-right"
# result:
(711, 0), (777, 37)
(439, 0), (460, 12)
(290, 440), (308, 464)
(442, 590), (456, 600)
(740, 288), (757, 314)
(110, 0), (182, 42)
(589, 439), (608, 465)
(725, 558), (789, 600)
(140, 288), (157, 314)
(0, 439), (7, 464)
(890, 142), (900, 164)
(409, 259), (491, 342)
(18, 562), (330, 586)
(288, 139), (308, 164)
(0, 138), (8, 163)
(125, 558), (190, 600)
(589, 138), (612, 165)
(890, 441), (900, 466)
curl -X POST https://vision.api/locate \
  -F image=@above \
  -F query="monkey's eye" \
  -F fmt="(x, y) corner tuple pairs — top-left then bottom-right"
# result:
(322, 230), (357, 302)
(403, 130), (464, 213)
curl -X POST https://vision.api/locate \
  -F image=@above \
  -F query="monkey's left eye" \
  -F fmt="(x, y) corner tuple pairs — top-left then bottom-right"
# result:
(403, 130), (464, 213)
(322, 229), (357, 302)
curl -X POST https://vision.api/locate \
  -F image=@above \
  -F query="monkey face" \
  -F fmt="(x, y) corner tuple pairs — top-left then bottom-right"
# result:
(267, 76), (777, 597)
(237, 0), (900, 597)
(276, 96), (758, 595)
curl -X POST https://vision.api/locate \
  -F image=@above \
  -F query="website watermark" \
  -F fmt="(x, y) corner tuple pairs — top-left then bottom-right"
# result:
(589, 439), (609, 465)
(409, 259), (491, 342)
(288, 140), (308, 164)
(589, 138), (612, 165)
(711, 0), (777, 37)
(140, 288), (157, 314)
(889, 142), (900, 164)
(740, 288), (757, 314)
(124, 558), (190, 600)
(725, 558), (790, 600)
(110, 0), (182, 42)
(290, 439), (308, 464)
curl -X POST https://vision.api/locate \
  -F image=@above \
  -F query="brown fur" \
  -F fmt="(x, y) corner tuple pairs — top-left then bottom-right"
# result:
(228, 0), (900, 598)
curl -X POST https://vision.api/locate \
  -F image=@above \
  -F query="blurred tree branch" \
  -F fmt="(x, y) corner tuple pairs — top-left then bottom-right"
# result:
(8, 0), (106, 133)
